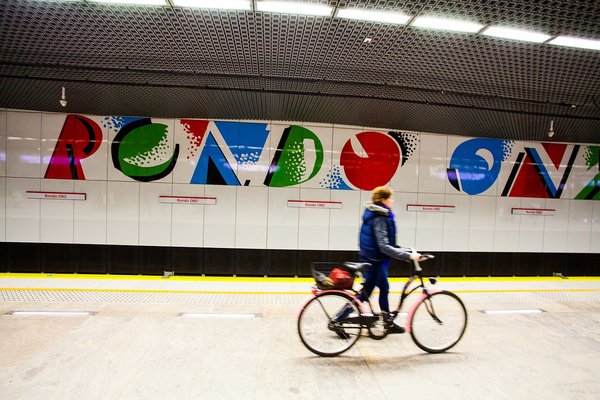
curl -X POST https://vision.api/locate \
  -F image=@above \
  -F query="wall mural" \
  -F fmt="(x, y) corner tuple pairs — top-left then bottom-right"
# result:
(43, 115), (599, 199)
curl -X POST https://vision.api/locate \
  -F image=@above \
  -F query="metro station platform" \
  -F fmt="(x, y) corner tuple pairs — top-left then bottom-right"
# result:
(1, 273), (599, 399)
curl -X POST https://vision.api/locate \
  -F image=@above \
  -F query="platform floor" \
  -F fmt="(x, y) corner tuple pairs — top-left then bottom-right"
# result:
(1, 273), (599, 400)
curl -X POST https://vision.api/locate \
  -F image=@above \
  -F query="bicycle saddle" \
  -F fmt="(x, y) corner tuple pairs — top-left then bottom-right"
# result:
(342, 262), (372, 273)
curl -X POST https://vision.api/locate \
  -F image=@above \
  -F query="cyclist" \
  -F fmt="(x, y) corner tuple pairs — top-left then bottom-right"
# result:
(336, 186), (421, 334)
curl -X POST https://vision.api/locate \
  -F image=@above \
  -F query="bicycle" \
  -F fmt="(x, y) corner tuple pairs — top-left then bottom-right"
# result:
(297, 250), (468, 357)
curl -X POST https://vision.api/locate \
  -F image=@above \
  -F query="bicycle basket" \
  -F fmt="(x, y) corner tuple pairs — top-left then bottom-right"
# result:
(311, 262), (355, 290)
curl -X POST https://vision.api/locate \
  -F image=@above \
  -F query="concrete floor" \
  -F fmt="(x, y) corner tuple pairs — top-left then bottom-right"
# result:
(1, 274), (599, 399)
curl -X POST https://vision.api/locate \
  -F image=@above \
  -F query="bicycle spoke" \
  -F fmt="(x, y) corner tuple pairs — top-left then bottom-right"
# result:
(410, 291), (468, 353)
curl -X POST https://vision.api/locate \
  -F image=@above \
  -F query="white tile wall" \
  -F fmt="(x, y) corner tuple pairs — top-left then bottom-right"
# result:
(0, 177), (5, 241)
(328, 190), (361, 250)
(74, 180), (107, 244)
(442, 194), (471, 251)
(418, 134), (448, 194)
(236, 186), (268, 249)
(6, 111), (41, 178)
(0, 109), (6, 176)
(389, 132), (420, 194)
(542, 199), (569, 253)
(297, 188), (331, 250)
(170, 183), (205, 247)
(2, 110), (599, 256)
(267, 187), (300, 249)
(40, 179), (74, 243)
(106, 181), (140, 245)
(414, 193), (445, 251)
(204, 185), (237, 248)
(468, 196), (496, 251)
(566, 200), (593, 253)
(393, 191), (418, 248)
(493, 197), (521, 252)
(139, 182), (172, 246)
(5, 177), (40, 242)
(591, 201), (600, 252)
(518, 197), (546, 252)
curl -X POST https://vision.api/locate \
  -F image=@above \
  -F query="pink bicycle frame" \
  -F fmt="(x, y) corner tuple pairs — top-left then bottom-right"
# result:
(404, 287), (442, 333)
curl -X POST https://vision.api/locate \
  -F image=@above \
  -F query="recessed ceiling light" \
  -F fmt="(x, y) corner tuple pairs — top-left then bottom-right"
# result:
(89, 0), (167, 5)
(549, 36), (600, 51)
(482, 26), (551, 43)
(256, 1), (333, 17)
(172, 0), (251, 10)
(336, 8), (411, 25)
(411, 15), (483, 33)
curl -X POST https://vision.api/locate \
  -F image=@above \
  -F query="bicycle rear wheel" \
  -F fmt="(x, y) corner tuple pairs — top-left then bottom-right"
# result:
(410, 290), (467, 353)
(297, 292), (362, 357)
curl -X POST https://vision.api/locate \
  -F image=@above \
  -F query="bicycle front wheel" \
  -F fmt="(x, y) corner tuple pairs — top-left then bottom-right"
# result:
(410, 290), (467, 353)
(297, 292), (362, 357)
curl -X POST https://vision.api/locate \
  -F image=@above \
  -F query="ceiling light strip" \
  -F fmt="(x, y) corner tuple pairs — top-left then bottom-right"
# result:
(411, 15), (484, 33)
(256, 1), (332, 16)
(549, 36), (600, 51)
(171, 0), (251, 10)
(336, 8), (411, 25)
(482, 26), (551, 43)
(89, 0), (168, 5)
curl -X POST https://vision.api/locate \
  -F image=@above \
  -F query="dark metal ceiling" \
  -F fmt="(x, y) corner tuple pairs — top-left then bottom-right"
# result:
(1, 0), (600, 143)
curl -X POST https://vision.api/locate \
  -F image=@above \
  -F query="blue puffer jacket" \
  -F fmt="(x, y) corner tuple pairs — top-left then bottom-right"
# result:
(359, 202), (397, 261)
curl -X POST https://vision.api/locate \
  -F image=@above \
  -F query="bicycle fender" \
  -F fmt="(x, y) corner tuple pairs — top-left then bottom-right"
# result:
(296, 290), (368, 317)
(405, 288), (442, 333)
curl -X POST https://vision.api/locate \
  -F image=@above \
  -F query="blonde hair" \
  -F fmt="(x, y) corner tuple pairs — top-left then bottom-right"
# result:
(371, 186), (393, 203)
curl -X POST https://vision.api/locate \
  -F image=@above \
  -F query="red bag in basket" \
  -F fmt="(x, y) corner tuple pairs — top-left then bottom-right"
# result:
(328, 267), (353, 289)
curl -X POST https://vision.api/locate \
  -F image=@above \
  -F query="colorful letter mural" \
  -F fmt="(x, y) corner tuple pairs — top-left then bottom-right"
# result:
(45, 115), (103, 179)
(576, 146), (600, 200)
(42, 114), (598, 201)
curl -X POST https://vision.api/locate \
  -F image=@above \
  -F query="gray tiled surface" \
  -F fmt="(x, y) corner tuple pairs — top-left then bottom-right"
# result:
(1, 277), (599, 399)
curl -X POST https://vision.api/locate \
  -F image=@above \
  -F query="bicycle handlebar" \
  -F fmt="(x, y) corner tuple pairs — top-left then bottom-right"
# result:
(404, 247), (435, 276)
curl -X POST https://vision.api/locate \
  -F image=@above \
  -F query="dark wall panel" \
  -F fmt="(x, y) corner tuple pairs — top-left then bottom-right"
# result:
(171, 247), (204, 275)
(492, 253), (516, 276)
(1, 242), (599, 277)
(517, 253), (542, 276)
(74, 244), (108, 274)
(140, 246), (172, 275)
(540, 253), (565, 276)
(108, 245), (140, 275)
(204, 248), (235, 275)
(236, 249), (268, 276)
(297, 250), (330, 277)
(467, 253), (493, 276)
(41, 243), (75, 273)
(441, 252), (467, 276)
(6, 243), (41, 273)
(266, 250), (297, 276)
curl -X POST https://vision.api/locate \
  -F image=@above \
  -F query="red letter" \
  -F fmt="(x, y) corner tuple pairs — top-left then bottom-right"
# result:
(45, 115), (103, 179)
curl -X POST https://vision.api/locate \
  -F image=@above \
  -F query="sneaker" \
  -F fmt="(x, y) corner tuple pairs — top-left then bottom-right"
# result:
(385, 322), (405, 334)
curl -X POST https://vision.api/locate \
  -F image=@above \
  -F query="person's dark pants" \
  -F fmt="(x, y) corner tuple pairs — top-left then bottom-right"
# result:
(358, 257), (391, 313)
